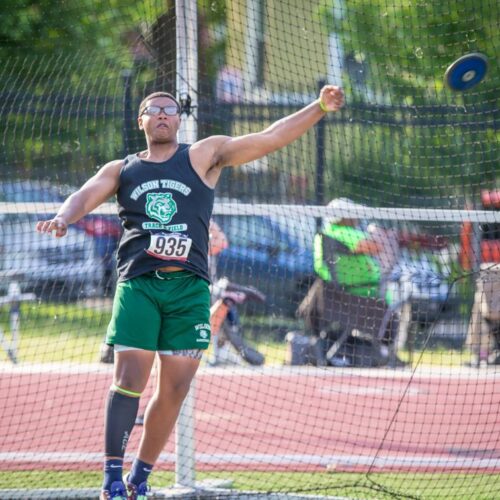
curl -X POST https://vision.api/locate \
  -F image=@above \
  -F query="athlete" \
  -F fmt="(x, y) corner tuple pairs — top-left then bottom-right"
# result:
(35, 85), (344, 500)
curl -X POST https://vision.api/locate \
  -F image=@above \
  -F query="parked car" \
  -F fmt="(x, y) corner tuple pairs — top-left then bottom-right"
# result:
(0, 180), (120, 299)
(213, 214), (315, 317)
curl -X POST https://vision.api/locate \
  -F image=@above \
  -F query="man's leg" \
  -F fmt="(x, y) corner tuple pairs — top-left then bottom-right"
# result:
(133, 353), (200, 466)
(101, 348), (155, 497)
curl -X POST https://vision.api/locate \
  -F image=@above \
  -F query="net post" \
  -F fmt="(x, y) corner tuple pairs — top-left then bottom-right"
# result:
(174, 0), (198, 490)
(471, 222), (483, 274)
(315, 77), (326, 232)
(326, 0), (345, 87)
(244, 0), (265, 87)
(121, 68), (134, 156)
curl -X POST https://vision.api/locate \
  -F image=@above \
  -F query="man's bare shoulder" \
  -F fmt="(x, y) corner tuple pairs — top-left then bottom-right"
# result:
(104, 158), (126, 169)
(192, 135), (231, 149)
(188, 136), (232, 187)
(191, 134), (230, 152)
(99, 158), (126, 176)
(190, 135), (231, 167)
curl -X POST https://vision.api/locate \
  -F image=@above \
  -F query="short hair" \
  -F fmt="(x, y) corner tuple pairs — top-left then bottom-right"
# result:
(138, 92), (181, 116)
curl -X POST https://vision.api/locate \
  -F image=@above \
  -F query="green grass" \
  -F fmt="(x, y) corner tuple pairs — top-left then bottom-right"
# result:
(1, 471), (499, 499)
(1, 301), (110, 337)
(0, 301), (109, 363)
(0, 302), (472, 366)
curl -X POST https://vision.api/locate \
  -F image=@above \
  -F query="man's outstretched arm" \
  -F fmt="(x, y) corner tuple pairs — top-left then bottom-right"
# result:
(190, 85), (344, 183)
(36, 160), (122, 238)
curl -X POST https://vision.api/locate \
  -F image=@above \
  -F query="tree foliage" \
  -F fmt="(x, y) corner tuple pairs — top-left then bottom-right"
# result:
(317, 0), (498, 104)
(0, 0), (227, 181)
(0, 0), (159, 57)
(313, 0), (499, 205)
(0, 0), (497, 201)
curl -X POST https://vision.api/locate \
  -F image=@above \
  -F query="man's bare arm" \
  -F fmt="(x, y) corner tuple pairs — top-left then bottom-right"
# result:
(190, 85), (344, 184)
(36, 159), (122, 237)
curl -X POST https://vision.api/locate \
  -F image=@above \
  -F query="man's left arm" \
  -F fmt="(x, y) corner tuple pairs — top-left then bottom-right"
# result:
(190, 85), (344, 183)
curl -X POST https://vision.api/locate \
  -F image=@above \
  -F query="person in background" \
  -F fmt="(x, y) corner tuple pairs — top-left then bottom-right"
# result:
(314, 198), (382, 299)
(299, 198), (406, 367)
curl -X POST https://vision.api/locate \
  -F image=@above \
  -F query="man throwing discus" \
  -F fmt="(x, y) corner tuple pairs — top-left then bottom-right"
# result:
(36, 85), (344, 500)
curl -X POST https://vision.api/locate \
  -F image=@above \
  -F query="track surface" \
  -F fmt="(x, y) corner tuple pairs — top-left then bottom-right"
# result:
(1, 364), (499, 473)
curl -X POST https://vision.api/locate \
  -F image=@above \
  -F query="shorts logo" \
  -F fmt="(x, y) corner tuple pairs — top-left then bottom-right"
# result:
(196, 330), (209, 343)
(195, 323), (211, 343)
(146, 192), (177, 224)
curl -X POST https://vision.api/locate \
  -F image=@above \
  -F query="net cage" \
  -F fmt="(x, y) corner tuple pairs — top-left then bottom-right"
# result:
(0, 0), (499, 499)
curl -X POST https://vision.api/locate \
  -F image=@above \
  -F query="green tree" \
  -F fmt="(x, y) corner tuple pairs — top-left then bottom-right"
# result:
(313, 0), (499, 206)
(0, 0), (227, 181)
(0, 0), (161, 68)
(317, 0), (498, 104)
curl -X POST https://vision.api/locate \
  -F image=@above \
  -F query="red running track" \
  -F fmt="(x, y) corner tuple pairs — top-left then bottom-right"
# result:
(1, 365), (499, 473)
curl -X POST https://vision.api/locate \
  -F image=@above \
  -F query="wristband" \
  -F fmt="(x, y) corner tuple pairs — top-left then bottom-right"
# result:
(318, 99), (329, 113)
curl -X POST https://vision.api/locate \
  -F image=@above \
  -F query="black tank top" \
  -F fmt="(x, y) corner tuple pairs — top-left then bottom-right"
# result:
(115, 144), (215, 282)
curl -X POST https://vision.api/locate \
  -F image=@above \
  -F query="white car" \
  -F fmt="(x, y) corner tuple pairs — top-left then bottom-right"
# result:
(0, 181), (105, 300)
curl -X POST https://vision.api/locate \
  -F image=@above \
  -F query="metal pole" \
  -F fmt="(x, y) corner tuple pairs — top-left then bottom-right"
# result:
(175, 0), (198, 489)
(315, 78), (326, 232)
(244, 0), (264, 88)
(326, 0), (345, 87)
(121, 69), (134, 156)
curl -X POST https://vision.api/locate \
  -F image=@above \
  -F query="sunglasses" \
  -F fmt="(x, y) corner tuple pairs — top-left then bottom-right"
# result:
(141, 105), (179, 116)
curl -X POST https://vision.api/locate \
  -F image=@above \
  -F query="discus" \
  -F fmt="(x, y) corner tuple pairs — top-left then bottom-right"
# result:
(445, 53), (488, 91)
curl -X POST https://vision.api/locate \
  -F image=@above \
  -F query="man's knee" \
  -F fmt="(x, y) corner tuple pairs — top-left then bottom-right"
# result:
(114, 349), (156, 392)
(172, 376), (195, 398)
(165, 371), (198, 401)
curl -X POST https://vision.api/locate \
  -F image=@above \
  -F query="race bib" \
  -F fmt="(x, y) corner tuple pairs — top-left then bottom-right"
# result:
(146, 233), (192, 261)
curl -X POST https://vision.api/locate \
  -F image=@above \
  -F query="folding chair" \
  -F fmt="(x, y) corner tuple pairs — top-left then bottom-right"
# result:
(322, 283), (403, 366)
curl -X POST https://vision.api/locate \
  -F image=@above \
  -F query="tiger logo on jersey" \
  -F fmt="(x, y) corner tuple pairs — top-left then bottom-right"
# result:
(145, 192), (178, 224)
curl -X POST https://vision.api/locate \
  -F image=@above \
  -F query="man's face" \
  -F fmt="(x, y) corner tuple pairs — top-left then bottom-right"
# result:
(138, 97), (181, 144)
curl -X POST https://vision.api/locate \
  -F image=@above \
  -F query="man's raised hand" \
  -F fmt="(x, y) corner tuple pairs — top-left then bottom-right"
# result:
(319, 85), (345, 112)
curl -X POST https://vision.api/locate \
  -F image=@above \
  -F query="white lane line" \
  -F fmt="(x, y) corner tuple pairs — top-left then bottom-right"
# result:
(1, 451), (499, 469)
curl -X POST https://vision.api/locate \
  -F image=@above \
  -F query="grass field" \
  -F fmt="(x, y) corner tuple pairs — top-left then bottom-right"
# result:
(0, 301), (109, 363)
(1, 471), (499, 499)
(0, 301), (472, 366)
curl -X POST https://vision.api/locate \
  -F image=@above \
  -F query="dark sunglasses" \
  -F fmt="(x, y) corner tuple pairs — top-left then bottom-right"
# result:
(141, 105), (179, 116)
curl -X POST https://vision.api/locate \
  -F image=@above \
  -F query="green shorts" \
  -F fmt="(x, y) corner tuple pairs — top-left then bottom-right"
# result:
(106, 271), (211, 352)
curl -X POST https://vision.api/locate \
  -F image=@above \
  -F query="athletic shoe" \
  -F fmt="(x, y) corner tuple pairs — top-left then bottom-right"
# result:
(100, 480), (127, 500)
(126, 478), (150, 500)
